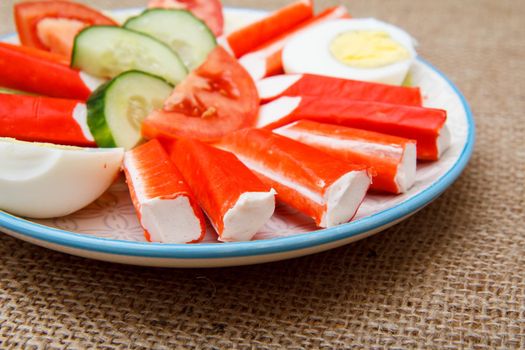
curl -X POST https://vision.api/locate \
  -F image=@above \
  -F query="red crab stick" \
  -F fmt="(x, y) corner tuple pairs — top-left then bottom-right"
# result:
(123, 139), (206, 243)
(220, 129), (372, 228)
(257, 96), (450, 161)
(0, 42), (102, 100)
(239, 6), (349, 80)
(0, 42), (69, 65)
(172, 138), (276, 242)
(0, 93), (96, 147)
(274, 121), (417, 194)
(257, 73), (423, 106)
(219, 0), (314, 58)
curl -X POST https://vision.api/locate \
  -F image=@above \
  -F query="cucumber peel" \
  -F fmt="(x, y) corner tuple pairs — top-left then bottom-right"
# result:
(72, 26), (187, 85)
(87, 70), (173, 150)
(124, 9), (216, 70)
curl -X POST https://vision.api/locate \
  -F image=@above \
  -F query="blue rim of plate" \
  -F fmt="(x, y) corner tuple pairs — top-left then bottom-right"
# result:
(0, 19), (475, 259)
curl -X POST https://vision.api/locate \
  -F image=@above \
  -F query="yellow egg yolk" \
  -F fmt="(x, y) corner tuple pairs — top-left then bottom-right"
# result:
(330, 30), (410, 68)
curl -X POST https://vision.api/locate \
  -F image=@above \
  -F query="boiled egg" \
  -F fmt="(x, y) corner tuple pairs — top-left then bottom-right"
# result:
(0, 138), (123, 218)
(282, 18), (417, 85)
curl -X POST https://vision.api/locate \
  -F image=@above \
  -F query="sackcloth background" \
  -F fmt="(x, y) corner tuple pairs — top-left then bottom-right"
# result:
(1, 0), (524, 348)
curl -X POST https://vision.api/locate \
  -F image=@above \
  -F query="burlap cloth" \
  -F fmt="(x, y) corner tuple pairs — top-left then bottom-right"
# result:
(1, 0), (524, 348)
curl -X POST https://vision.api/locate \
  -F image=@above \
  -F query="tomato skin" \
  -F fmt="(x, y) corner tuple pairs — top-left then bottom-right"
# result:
(142, 46), (259, 143)
(148, 0), (224, 36)
(14, 1), (117, 50)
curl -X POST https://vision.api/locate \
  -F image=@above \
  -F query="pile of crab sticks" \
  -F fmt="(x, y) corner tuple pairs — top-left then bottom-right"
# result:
(0, 0), (451, 243)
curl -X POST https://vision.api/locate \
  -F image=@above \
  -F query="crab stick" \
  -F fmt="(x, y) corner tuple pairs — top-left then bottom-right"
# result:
(257, 96), (450, 161)
(0, 93), (96, 147)
(0, 42), (103, 100)
(239, 6), (349, 80)
(274, 121), (417, 194)
(219, 0), (314, 58)
(220, 129), (372, 228)
(0, 42), (69, 65)
(123, 139), (206, 243)
(257, 73), (423, 105)
(172, 138), (276, 242)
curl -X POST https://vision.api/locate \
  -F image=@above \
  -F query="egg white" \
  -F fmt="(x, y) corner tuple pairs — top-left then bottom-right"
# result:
(282, 18), (417, 85)
(0, 138), (123, 218)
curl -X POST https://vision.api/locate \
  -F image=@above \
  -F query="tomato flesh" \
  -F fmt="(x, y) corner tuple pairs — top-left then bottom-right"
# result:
(14, 1), (117, 52)
(142, 46), (259, 143)
(36, 18), (87, 57)
(148, 0), (224, 36)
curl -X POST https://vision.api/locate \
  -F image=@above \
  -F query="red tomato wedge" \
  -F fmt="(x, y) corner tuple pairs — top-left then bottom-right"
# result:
(148, 0), (224, 36)
(14, 1), (117, 54)
(142, 46), (259, 143)
(36, 17), (87, 57)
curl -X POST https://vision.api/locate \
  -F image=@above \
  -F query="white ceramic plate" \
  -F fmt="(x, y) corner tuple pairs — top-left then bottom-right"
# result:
(0, 8), (474, 267)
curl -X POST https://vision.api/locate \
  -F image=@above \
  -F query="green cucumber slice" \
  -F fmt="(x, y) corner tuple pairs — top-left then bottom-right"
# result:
(72, 26), (187, 85)
(87, 70), (173, 150)
(124, 9), (216, 70)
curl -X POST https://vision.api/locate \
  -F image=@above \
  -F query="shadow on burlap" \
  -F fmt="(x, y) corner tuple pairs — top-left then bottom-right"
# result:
(1, 0), (524, 348)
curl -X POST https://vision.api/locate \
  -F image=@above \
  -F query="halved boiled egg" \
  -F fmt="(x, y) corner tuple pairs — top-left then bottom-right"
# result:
(0, 138), (123, 218)
(282, 18), (417, 85)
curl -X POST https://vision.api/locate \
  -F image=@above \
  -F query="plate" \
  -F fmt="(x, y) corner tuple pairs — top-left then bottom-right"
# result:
(0, 8), (475, 267)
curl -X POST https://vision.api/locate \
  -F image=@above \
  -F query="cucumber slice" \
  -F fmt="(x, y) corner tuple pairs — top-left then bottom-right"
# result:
(87, 70), (173, 150)
(124, 9), (216, 70)
(72, 26), (187, 85)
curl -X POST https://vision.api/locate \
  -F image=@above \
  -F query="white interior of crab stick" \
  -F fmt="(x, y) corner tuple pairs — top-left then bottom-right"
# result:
(394, 142), (417, 193)
(140, 196), (203, 243)
(217, 36), (234, 55)
(437, 124), (452, 158)
(71, 103), (95, 142)
(79, 71), (105, 92)
(239, 54), (268, 81)
(256, 74), (303, 101)
(257, 96), (302, 128)
(125, 156), (202, 244)
(220, 191), (276, 242)
(322, 170), (371, 228)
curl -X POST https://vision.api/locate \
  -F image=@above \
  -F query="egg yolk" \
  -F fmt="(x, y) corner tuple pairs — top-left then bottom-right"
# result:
(330, 30), (410, 68)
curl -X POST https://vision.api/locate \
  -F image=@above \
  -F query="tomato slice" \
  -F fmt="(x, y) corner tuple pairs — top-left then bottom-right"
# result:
(148, 0), (224, 36)
(142, 46), (259, 143)
(14, 1), (117, 52)
(36, 18), (87, 57)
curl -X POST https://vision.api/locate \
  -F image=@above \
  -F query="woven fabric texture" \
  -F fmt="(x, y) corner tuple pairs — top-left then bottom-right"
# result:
(1, 0), (524, 348)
